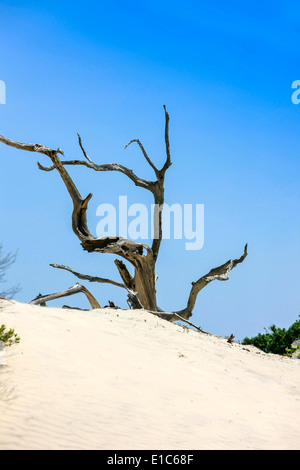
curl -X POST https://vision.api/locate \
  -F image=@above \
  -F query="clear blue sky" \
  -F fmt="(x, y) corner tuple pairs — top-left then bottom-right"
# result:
(0, 0), (299, 341)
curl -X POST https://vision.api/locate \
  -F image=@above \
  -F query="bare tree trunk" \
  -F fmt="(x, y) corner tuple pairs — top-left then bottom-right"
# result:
(133, 254), (157, 311)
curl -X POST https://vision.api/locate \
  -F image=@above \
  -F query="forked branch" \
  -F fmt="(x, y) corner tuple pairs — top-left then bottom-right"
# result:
(124, 139), (160, 178)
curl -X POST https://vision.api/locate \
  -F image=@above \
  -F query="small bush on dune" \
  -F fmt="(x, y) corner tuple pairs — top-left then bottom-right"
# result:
(242, 316), (300, 357)
(0, 324), (20, 346)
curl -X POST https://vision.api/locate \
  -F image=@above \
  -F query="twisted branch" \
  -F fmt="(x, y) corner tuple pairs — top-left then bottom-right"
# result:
(173, 244), (248, 321)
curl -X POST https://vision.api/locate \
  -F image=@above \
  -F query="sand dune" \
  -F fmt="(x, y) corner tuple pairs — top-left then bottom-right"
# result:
(0, 299), (299, 450)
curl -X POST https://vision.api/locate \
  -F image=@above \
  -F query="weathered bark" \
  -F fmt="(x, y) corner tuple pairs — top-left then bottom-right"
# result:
(133, 253), (157, 311)
(114, 260), (134, 290)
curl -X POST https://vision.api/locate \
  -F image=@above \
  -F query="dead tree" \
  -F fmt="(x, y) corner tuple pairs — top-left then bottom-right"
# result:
(0, 107), (247, 321)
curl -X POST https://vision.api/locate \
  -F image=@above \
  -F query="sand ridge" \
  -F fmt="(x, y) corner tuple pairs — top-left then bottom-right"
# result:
(0, 299), (299, 450)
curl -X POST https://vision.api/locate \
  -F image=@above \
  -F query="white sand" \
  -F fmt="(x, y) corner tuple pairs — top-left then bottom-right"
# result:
(0, 299), (299, 450)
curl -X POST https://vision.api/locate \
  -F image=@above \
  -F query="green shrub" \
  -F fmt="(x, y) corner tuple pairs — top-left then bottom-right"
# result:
(242, 316), (300, 356)
(284, 340), (300, 359)
(0, 324), (20, 346)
